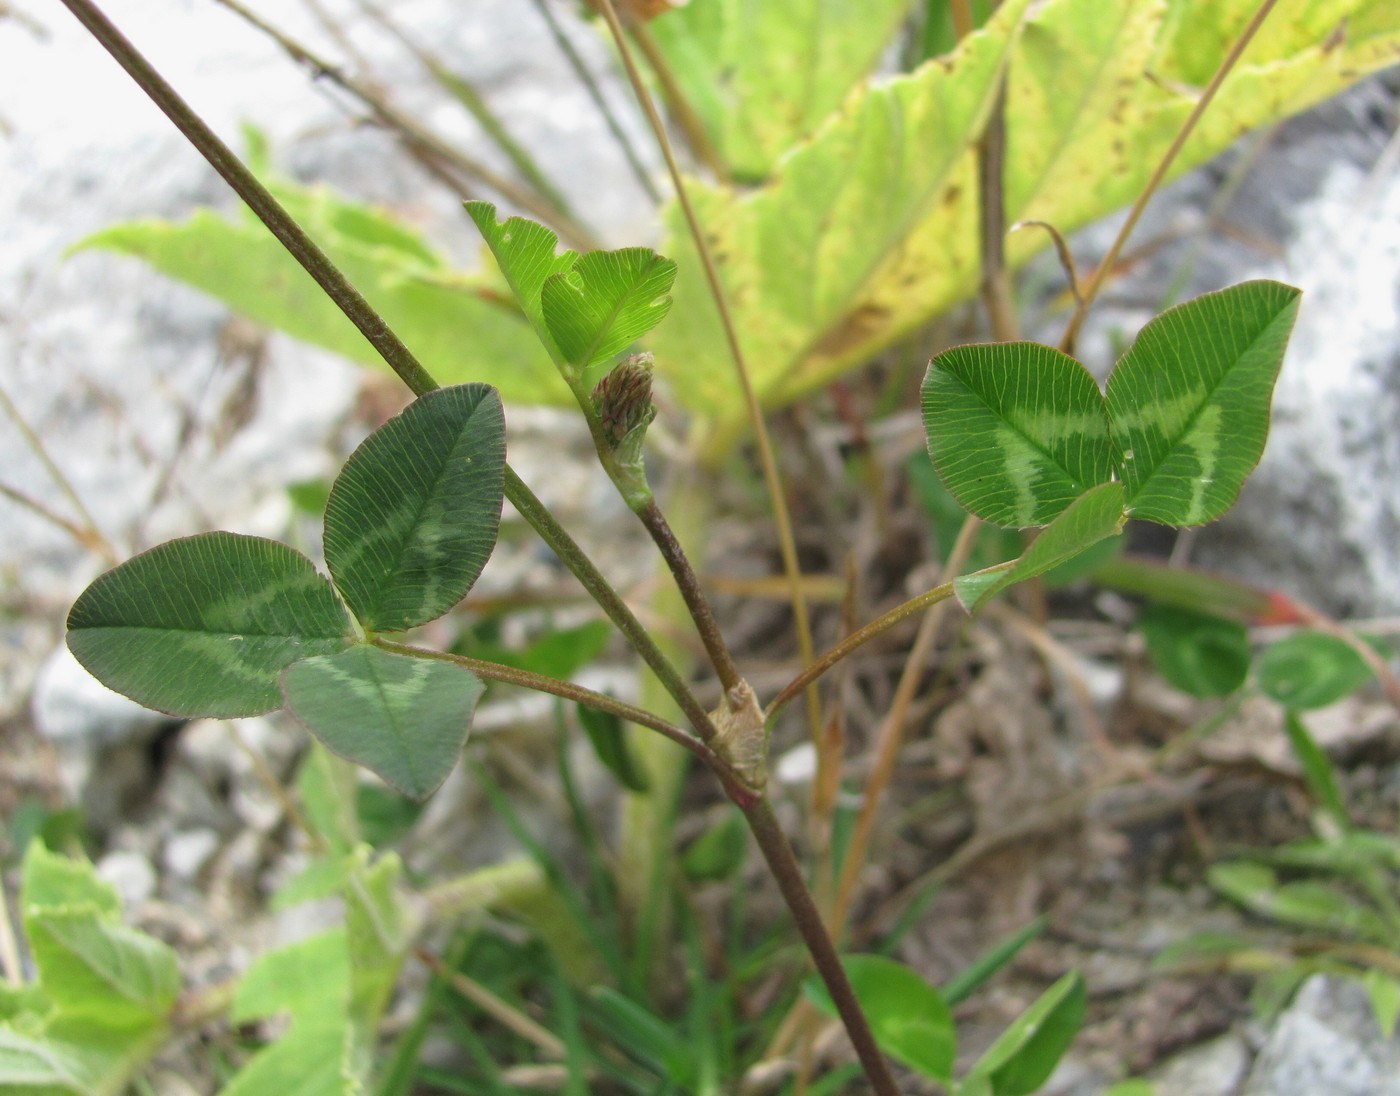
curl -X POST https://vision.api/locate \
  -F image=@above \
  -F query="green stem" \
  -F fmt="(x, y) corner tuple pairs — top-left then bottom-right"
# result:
(372, 637), (716, 765)
(742, 797), (902, 1096)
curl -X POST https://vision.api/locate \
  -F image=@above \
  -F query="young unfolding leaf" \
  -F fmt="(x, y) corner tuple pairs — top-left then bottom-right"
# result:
(577, 703), (651, 793)
(67, 532), (351, 718)
(282, 644), (483, 800)
(324, 384), (505, 633)
(923, 341), (1113, 527)
(463, 200), (577, 361)
(804, 955), (955, 1082)
(953, 484), (1127, 612)
(1106, 280), (1300, 525)
(541, 249), (677, 384)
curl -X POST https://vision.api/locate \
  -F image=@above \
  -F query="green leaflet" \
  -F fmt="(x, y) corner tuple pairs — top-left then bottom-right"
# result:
(67, 533), (351, 718)
(463, 200), (578, 362)
(1106, 280), (1301, 525)
(923, 283), (1299, 532)
(646, 0), (914, 181)
(324, 384), (506, 632)
(282, 645), (484, 800)
(804, 955), (956, 1082)
(952, 483), (1127, 612)
(923, 342), (1112, 528)
(541, 249), (676, 385)
(959, 971), (1085, 1096)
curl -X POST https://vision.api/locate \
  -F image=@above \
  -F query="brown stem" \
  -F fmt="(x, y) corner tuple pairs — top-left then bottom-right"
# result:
(742, 797), (902, 1096)
(977, 77), (1019, 341)
(1057, 0), (1282, 353)
(636, 497), (742, 694)
(594, 0), (824, 750)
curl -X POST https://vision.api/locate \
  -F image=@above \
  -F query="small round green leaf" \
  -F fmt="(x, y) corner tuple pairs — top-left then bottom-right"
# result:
(804, 954), (955, 1082)
(1138, 605), (1251, 698)
(1256, 630), (1383, 710)
(324, 384), (505, 632)
(1105, 280), (1301, 526)
(282, 645), (483, 800)
(922, 342), (1113, 528)
(67, 532), (351, 718)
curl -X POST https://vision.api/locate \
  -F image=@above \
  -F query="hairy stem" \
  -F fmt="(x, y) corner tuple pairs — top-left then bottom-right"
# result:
(372, 637), (717, 765)
(1057, 0), (1281, 353)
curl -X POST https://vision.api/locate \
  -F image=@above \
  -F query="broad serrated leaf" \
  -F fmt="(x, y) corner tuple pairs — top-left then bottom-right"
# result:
(345, 849), (419, 1032)
(0, 1022), (165, 1096)
(463, 200), (577, 362)
(21, 844), (120, 920)
(24, 911), (180, 1028)
(231, 929), (349, 1025)
(67, 533), (351, 718)
(652, 0), (1027, 432)
(214, 1015), (350, 1096)
(323, 384), (505, 632)
(804, 955), (955, 1082)
(1256, 631), (1386, 711)
(962, 970), (1085, 1096)
(954, 484), (1127, 612)
(923, 342), (1112, 527)
(1105, 280), (1300, 525)
(1138, 605), (1251, 698)
(282, 645), (483, 800)
(647, 0), (914, 181)
(79, 182), (566, 407)
(541, 249), (676, 383)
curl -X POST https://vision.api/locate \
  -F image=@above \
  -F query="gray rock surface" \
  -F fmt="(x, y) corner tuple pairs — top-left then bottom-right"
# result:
(1243, 975), (1400, 1096)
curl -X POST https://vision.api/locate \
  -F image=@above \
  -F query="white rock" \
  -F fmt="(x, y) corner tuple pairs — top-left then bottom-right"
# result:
(162, 827), (221, 881)
(96, 848), (157, 906)
(30, 643), (168, 749)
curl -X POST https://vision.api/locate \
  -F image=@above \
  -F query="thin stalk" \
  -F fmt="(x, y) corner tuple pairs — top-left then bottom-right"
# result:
(372, 636), (717, 765)
(209, 0), (601, 250)
(352, 0), (578, 222)
(594, 0), (824, 749)
(526, 0), (661, 204)
(623, 16), (728, 181)
(502, 466), (721, 747)
(765, 572), (985, 722)
(1057, 0), (1281, 353)
(830, 516), (981, 932)
(636, 497), (743, 693)
(1011, 220), (1084, 307)
(0, 383), (116, 563)
(0, 482), (113, 560)
(417, 948), (568, 1059)
(227, 721), (324, 852)
(742, 797), (901, 1096)
(58, 0), (720, 757)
